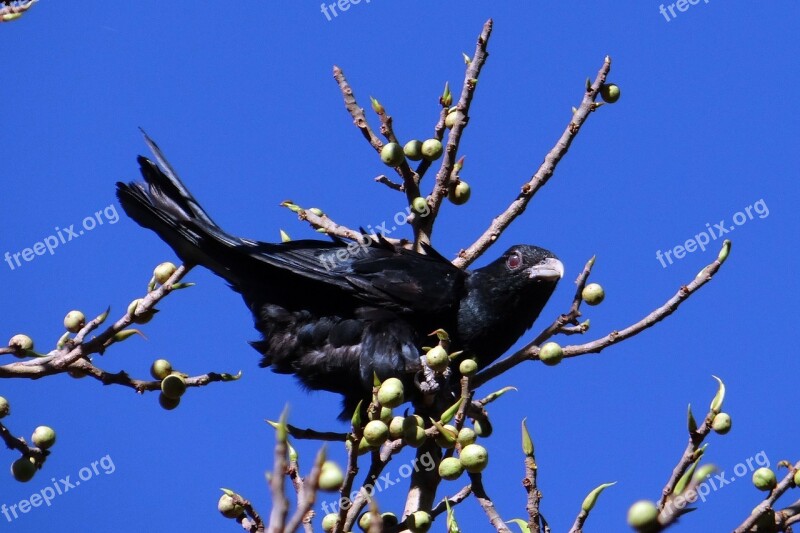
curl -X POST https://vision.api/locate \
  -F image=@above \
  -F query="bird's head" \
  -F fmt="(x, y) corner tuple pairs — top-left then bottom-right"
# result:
(458, 245), (563, 364)
(476, 244), (564, 291)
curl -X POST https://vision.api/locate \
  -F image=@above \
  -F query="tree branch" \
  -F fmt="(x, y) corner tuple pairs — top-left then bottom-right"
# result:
(453, 56), (612, 269)
(474, 241), (731, 387)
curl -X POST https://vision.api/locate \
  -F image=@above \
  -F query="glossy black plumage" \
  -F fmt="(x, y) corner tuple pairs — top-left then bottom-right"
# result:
(116, 136), (564, 416)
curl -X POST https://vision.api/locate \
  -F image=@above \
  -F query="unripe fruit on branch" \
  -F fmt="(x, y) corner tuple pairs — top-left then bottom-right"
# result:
(404, 140), (424, 161)
(321, 513), (339, 532)
(11, 457), (36, 483)
(425, 345), (449, 373)
(363, 420), (389, 447)
(421, 139), (443, 161)
(380, 143), (405, 167)
(63, 310), (86, 333)
(438, 457), (464, 480)
(389, 416), (405, 439)
(0, 397), (9, 419)
(319, 461), (344, 492)
(457, 427), (476, 447)
(600, 83), (621, 103)
(377, 378), (404, 408)
(31, 426), (56, 449)
(752, 468), (777, 491)
(581, 283), (605, 305)
(459, 444), (489, 473)
(154, 262), (177, 284)
(627, 500), (658, 531)
(217, 493), (244, 519)
(412, 197), (428, 215)
(711, 413), (732, 435)
(407, 511), (432, 533)
(459, 358), (478, 376)
(539, 342), (564, 366)
(159, 393), (180, 410)
(161, 374), (186, 400)
(150, 359), (173, 380)
(8, 334), (34, 355)
(447, 181), (471, 206)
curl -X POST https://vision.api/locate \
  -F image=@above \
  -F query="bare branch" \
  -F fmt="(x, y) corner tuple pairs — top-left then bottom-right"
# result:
(453, 57), (612, 269)
(470, 472), (512, 532)
(474, 242), (730, 387)
(415, 19), (494, 251)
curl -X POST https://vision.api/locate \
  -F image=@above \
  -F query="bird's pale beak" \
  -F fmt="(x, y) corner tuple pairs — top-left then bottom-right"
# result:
(528, 257), (564, 281)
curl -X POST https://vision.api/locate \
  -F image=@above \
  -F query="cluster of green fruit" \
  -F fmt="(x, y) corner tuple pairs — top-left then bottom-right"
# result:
(0, 397), (56, 483)
(314, 375), (488, 531)
(381, 139), (443, 167)
(150, 358), (188, 410)
(321, 509), (405, 533)
(380, 130), (471, 208)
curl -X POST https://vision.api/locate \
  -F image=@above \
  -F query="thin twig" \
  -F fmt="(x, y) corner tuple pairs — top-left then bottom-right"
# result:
(474, 242), (730, 387)
(453, 57), (612, 269)
(470, 473), (512, 532)
(430, 484), (473, 518)
(285, 447), (325, 533)
(414, 19), (493, 251)
(0, 265), (190, 378)
(267, 411), (290, 533)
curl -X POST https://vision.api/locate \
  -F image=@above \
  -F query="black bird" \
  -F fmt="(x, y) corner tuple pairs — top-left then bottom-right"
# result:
(116, 135), (564, 416)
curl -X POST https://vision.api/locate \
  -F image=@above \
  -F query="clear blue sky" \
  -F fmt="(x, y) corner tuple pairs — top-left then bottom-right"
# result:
(2, 2), (798, 531)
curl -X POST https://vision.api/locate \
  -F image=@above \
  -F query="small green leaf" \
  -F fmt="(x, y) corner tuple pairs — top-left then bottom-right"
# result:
(113, 329), (144, 342)
(481, 386), (517, 405)
(276, 406), (289, 443)
(370, 96), (384, 115)
(581, 481), (616, 512)
(674, 459), (700, 495)
(431, 418), (457, 445)
(506, 518), (531, 533)
(717, 240), (731, 264)
(220, 371), (242, 381)
(56, 331), (71, 349)
(351, 399), (363, 429)
(439, 398), (463, 424)
(692, 463), (717, 482)
(279, 229), (291, 242)
(429, 329), (450, 341)
(95, 306), (111, 325)
(710, 375), (725, 414)
(521, 418), (534, 457)
(687, 403), (698, 434)
(171, 282), (195, 290)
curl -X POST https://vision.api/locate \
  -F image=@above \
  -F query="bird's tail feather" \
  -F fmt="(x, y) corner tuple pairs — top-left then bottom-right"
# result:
(116, 133), (246, 286)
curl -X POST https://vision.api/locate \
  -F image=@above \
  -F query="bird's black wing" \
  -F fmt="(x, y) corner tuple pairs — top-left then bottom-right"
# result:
(240, 238), (467, 317)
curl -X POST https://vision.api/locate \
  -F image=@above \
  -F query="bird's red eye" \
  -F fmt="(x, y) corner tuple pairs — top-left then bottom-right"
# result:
(506, 253), (522, 270)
